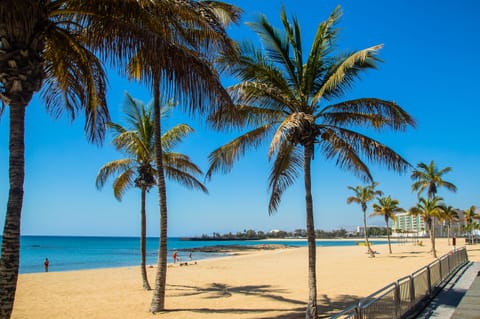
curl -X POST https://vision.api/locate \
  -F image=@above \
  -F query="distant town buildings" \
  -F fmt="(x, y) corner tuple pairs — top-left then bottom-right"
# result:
(392, 211), (466, 238)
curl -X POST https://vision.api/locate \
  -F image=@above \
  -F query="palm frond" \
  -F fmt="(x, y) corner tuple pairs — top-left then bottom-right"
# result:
(161, 124), (194, 152)
(42, 27), (109, 144)
(112, 168), (135, 201)
(319, 126), (411, 181)
(268, 142), (302, 214)
(165, 166), (208, 194)
(95, 158), (133, 189)
(246, 11), (297, 86)
(312, 44), (383, 104)
(206, 125), (273, 180)
(321, 98), (415, 131)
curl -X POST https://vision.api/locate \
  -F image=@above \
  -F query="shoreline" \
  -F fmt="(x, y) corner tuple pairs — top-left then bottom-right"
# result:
(12, 238), (480, 319)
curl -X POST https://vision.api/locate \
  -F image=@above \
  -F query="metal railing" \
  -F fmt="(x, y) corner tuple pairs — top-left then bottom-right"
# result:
(330, 247), (469, 319)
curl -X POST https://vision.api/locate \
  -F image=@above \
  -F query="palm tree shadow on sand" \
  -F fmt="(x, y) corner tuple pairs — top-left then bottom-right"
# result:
(166, 283), (360, 318)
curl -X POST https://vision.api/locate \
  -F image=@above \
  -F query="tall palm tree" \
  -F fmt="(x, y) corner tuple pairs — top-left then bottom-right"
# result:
(411, 161), (457, 199)
(409, 196), (444, 258)
(95, 93), (207, 290)
(438, 205), (459, 245)
(347, 182), (383, 257)
(0, 2), (115, 317)
(113, 1), (241, 312)
(371, 196), (404, 254)
(206, 7), (414, 318)
(464, 205), (480, 244)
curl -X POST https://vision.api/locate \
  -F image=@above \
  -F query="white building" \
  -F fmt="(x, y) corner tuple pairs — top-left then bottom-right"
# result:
(392, 213), (427, 237)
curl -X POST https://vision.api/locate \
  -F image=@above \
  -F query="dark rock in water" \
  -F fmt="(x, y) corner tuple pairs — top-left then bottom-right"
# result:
(177, 244), (292, 253)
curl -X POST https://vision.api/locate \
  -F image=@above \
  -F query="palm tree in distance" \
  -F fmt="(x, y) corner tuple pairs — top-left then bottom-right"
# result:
(96, 93), (207, 290)
(411, 161), (457, 199)
(438, 205), (459, 245)
(411, 161), (456, 256)
(409, 196), (444, 258)
(347, 182), (383, 257)
(371, 196), (404, 254)
(206, 6), (415, 318)
(464, 205), (480, 244)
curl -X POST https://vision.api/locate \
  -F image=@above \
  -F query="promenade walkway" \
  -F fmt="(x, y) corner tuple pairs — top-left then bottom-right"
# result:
(416, 261), (480, 319)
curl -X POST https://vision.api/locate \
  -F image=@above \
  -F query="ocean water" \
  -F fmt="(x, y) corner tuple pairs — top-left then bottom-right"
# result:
(18, 236), (383, 274)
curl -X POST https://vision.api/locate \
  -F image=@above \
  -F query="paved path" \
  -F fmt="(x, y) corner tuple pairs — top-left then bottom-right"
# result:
(416, 261), (480, 319)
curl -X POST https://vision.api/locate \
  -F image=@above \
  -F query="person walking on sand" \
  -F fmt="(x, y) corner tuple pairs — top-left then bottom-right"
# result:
(172, 251), (178, 264)
(44, 258), (49, 272)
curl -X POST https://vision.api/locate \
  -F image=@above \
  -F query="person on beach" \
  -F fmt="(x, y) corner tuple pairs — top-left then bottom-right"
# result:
(189, 252), (192, 261)
(452, 236), (456, 252)
(44, 258), (49, 272)
(172, 251), (178, 264)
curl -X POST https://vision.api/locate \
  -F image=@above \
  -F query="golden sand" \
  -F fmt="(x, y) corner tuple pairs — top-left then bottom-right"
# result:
(12, 238), (480, 319)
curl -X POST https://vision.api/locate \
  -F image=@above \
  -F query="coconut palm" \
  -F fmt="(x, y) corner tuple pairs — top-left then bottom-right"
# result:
(464, 205), (480, 244)
(411, 161), (456, 256)
(0, 2), (112, 316)
(411, 161), (457, 199)
(371, 196), (404, 254)
(438, 205), (459, 245)
(347, 182), (383, 257)
(116, 2), (241, 312)
(95, 93), (207, 290)
(206, 7), (414, 318)
(409, 196), (444, 258)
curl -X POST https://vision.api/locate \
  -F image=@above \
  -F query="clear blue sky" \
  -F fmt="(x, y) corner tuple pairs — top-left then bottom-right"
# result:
(1, 0), (479, 237)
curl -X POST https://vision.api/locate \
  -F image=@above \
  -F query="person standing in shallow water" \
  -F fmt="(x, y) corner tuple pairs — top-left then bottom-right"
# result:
(44, 258), (49, 272)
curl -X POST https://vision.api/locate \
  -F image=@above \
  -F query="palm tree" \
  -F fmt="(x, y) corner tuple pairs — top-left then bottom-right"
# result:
(113, 2), (241, 312)
(347, 182), (383, 257)
(438, 205), (459, 245)
(409, 196), (444, 258)
(464, 205), (480, 244)
(371, 196), (404, 254)
(206, 7), (414, 318)
(411, 161), (457, 199)
(0, 2), (113, 316)
(95, 93), (207, 290)
(410, 161), (456, 255)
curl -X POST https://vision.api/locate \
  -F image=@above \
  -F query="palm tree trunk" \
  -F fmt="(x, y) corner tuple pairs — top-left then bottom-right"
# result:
(0, 104), (26, 319)
(429, 219), (437, 258)
(386, 217), (392, 254)
(363, 207), (374, 257)
(140, 188), (151, 290)
(303, 144), (317, 319)
(150, 77), (168, 312)
(447, 223), (451, 246)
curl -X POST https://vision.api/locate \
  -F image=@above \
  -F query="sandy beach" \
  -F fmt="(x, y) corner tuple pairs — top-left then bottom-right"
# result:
(12, 238), (480, 319)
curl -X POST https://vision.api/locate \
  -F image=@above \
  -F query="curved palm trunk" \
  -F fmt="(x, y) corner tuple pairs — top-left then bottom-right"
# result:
(303, 144), (317, 319)
(0, 104), (26, 318)
(362, 207), (375, 257)
(140, 188), (151, 290)
(385, 217), (392, 254)
(150, 78), (168, 312)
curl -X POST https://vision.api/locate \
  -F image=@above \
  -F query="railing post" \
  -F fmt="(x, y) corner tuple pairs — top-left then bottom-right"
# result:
(409, 275), (415, 307)
(447, 254), (451, 275)
(394, 282), (400, 319)
(427, 265), (432, 295)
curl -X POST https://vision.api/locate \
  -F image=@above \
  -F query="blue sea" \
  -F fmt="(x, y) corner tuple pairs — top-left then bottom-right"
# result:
(18, 236), (385, 274)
